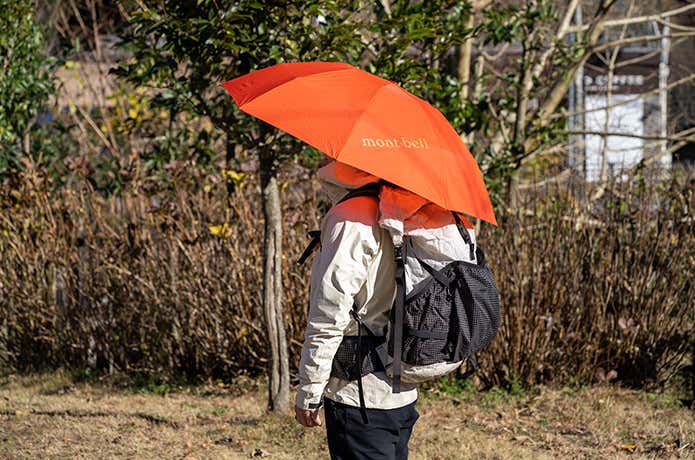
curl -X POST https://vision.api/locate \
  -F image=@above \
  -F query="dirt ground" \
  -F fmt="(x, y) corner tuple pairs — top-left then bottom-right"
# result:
(0, 370), (692, 459)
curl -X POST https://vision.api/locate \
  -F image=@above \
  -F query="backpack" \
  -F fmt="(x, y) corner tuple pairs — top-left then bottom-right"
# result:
(299, 182), (500, 412)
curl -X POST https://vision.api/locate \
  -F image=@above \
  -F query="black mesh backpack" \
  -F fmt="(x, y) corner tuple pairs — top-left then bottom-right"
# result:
(386, 211), (500, 391)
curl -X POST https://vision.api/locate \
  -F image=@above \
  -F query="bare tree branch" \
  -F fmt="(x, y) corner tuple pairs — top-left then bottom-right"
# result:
(640, 138), (694, 166)
(657, 19), (695, 33)
(600, 126), (695, 153)
(459, 0), (493, 143)
(75, 103), (120, 156)
(459, 0), (493, 92)
(598, 0), (632, 182)
(512, 0), (539, 149)
(67, 0), (91, 42)
(566, 3), (695, 33)
(611, 37), (689, 69)
(480, 44), (510, 62)
(378, 0), (391, 17)
(517, 126), (695, 172)
(529, 0), (580, 79)
(567, 131), (695, 143)
(520, 142), (569, 164)
(517, 168), (572, 190)
(592, 32), (695, 54)
(559, 73), (695, 120)
(459, 16), (475, 101)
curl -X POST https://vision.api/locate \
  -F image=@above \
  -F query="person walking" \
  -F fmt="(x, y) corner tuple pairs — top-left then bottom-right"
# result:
(223, 62), (498, 459)
(294, 161), (419, 460)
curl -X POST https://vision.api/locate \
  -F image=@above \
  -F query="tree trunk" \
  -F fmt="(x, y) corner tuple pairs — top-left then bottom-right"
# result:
(258, 146), (290, 414)
(458, 15), (474, 107)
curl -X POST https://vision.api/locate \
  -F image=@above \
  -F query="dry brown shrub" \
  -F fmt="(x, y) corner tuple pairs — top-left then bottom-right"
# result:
(479, 172), (694, 388)
(0, 166), (312, 380)
(0, 167), (692, 389)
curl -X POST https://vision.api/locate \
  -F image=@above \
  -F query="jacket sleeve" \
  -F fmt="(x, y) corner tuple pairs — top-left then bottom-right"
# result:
(295, 202), (380, 410)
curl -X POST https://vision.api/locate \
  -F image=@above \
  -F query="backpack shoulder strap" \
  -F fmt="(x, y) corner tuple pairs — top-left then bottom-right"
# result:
(451, 211), (475, 261)
(296, 182), (382, 266)
(337, 182), (381, 205)
(296, 230), (322, 265)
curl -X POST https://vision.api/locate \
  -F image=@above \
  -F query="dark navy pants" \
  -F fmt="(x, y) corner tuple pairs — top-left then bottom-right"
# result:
(324, 398), (419, 460)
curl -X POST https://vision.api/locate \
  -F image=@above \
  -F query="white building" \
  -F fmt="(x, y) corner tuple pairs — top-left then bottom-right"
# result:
(568, 18), (672, 181)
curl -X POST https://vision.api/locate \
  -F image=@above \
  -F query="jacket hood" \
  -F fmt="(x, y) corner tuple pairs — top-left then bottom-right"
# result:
(317, 161), (427, 217)
(317, 161), (469, 243)
(317, 161), (380, 203)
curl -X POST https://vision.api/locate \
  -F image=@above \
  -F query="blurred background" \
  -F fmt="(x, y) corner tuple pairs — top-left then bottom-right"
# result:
(0, 0), (693, 402)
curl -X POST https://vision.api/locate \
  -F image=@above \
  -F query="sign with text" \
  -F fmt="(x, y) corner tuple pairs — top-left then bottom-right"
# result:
(584, 51), (659, 95)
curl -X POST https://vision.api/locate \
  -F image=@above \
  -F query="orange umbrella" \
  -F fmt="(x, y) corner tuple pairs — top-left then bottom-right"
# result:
(221, 62), (496, 225)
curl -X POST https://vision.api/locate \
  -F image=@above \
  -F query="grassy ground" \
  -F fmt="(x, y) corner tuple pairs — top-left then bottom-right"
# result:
(0, 370), (692, 459)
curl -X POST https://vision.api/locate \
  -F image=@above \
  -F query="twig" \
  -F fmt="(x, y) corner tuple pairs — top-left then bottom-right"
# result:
(480, 44), (510, 62)
(517, 169), (572, 190)
(566, 131), (695, 143)
(612, 37), (688, 69)
(74, 104), (120, 156)
(557, 74), (695, 120)
(566, 3), (695, 33)
(591, 32), (695, 54)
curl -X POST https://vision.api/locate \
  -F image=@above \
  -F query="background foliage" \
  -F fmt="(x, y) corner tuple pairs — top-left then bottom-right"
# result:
(0, 0), (57, 175)
(0, 0), (692, 394)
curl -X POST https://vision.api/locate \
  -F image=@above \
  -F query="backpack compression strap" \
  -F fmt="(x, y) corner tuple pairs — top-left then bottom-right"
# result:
(352, 302), (369, 423)
(391, 241), (406, 393)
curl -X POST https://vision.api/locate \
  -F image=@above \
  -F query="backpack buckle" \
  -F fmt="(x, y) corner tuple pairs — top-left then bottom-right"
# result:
(394, 245), (403, 262)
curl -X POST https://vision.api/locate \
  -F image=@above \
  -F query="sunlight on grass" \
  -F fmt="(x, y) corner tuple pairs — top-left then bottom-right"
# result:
(1, 371), (692, 459)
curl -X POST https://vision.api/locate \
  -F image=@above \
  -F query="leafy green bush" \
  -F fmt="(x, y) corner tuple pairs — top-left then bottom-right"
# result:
(0, 0), (56, 176)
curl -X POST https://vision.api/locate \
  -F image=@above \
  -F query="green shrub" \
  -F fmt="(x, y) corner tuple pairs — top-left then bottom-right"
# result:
(0, 0), (56, 176)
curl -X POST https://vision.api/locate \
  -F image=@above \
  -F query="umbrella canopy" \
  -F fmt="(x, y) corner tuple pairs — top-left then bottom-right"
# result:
(221, 62), (496, 225)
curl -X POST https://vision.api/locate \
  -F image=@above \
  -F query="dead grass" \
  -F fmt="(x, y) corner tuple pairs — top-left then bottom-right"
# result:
(1, 371), (692, 459)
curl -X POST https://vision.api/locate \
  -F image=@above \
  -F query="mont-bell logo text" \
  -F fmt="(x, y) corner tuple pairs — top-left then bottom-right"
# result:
(361, 137), (430, 149)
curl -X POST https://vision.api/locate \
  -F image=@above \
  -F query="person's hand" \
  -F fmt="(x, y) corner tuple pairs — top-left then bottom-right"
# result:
(295, 406), (322, 427)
